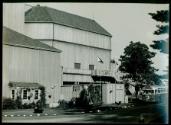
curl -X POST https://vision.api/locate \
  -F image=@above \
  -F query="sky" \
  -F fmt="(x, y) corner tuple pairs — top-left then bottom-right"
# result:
(27, 3), (169, 75)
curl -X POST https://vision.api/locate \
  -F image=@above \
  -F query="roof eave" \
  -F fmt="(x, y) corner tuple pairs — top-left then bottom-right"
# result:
(3, 43), (62, 53)
(25, 21), (112, 37)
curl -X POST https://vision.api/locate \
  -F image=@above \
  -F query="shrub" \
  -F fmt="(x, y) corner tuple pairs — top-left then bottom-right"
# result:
(88, 85), (102, 105)
(2, 98), (17, 109)
(15, 96), (22, 109)
(22, 102), (35, 109)
(68, 98), (76, 108)
(39, 86), (46, 107)
(58, 99), (69, 109)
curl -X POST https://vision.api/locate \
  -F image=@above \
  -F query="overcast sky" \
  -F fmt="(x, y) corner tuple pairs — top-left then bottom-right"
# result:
(27, 3), (169, 74)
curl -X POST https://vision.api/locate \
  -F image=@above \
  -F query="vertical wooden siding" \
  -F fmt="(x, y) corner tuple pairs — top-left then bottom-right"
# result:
(61, 86), (73, 101)
(25, 23), (111, 50)
(25, 23), (112, 84)
(53, 41), (111, 70)
(102, 84), (125, 104)
(24, 23), (53, 39)
(3, 45), (62, 104)
(54, 24), (111, 50)
(3, 3), (25, 34)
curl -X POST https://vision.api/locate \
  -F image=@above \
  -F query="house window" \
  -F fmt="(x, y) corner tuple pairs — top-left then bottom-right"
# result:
(89, 64), (94, 70)
(74, 63), (81, 69)
(12, 90), (15, 99)
(23, 89), (27, 99)
(35, 90), (39, 99)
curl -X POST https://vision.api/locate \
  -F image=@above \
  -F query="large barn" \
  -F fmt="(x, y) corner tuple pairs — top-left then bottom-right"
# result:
(3, 3), (127, 105)
(3, 26), (62, 105)
(24, 5), (123, 102)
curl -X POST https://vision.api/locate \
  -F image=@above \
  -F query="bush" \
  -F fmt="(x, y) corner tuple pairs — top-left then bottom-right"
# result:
(2, 98), (17, 109)
(58, 99), (69, 109)
(68, 98), (77, 108)
(22, 102), (35, 109)
(15, 96), (22, 109)
(88, 85), (102, 105)
(39, 86), (46, 108)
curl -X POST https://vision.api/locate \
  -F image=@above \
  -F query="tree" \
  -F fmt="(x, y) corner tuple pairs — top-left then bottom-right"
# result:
(119, 41), (161, 97)
(79, 86), (90, 108)
(149, 10), (169, 54)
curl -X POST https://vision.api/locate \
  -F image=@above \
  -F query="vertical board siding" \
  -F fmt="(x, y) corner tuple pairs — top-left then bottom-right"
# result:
(3, 45), (61, 103)
(61, 86), (73, 101)
(3, 3), (25, 34)
(24, 23), (53, 39)
(102, 84), (116, 104)
(25, 23), (111, 50)
(102, 84), (125, 104)
(116, 84), (125, 103)
(3, 46), (11, 98)
(54, 24), (111, 50)
(25, 23), (111, 83)
(53, 41), (111, 70)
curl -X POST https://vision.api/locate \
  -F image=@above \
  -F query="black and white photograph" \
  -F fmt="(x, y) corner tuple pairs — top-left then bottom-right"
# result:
(2, 2), (169, 124)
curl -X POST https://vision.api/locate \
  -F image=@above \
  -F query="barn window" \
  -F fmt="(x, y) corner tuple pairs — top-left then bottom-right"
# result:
(23, 89), (27, 99)
(89, 64), (94, 70)
(12, 90), (15, 99)
(74, 63), (81, 69)
(35, 90), (39, 99)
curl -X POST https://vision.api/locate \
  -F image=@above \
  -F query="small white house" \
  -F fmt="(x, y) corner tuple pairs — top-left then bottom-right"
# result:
(8, 82), (42, 104)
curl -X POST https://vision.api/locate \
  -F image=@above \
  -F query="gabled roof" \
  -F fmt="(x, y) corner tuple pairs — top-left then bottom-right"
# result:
(3, 27), (61, 53)
(25, 5), (112, 37)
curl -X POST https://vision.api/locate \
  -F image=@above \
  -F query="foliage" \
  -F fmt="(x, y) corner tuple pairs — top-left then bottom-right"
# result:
(119, 41), (160, 96)
(153, 25), (169, 35)
(15, 96), (22, 109)
(57, 85), (102, 109)
(8, 82), (13, 87)
(124, 81), (132, 95)
(149, 10), (169, 23)
(2, 98), (17, 109)
(39, 86), (46, 107)
(88, 84), (102, 105)
(58, 99), (69, 109)
(22, 102), (35, 109)
(149, 10), (169, 54)
(79, 88), (90, 107)
(150, 40), (168, 53)
(68, 98), (77, 108)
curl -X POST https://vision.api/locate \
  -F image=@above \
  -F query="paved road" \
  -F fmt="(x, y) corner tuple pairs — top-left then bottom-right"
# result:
(2, 103), (168, 123)
(2, 113), (139, 123)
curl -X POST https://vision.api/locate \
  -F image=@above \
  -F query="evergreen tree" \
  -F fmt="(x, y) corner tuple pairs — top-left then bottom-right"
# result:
(149, 10), (169, 54)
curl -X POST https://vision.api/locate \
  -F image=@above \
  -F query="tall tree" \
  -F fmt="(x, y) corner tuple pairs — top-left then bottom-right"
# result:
(149, 10), (169, 54)
(119, 41), (161, 97)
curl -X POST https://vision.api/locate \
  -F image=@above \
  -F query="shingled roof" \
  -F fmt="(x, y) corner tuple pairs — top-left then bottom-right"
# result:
(3, 27), (62, 53)
(25, 5), (112, 37)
